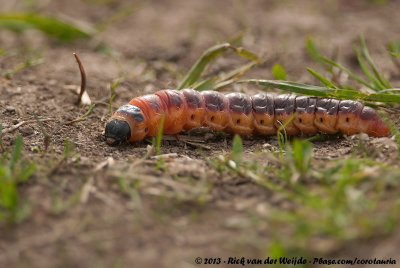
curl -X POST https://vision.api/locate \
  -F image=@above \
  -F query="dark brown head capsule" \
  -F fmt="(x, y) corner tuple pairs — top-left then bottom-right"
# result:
(105, 104), (146, 146)
(105, 119), (131, 146)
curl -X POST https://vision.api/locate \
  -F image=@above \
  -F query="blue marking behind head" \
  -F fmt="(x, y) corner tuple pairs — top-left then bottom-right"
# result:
(117, 104), (144, 122)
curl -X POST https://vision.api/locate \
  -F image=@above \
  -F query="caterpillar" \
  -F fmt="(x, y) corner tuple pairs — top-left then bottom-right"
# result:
(105, 89), (390, 145)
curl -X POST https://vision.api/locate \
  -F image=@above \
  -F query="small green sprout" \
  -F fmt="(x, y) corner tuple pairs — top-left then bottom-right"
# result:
(272, 64), (287, 80)
(0, 136), (36, 224)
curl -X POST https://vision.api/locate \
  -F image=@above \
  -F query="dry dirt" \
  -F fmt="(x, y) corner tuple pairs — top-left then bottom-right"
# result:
(1, 0), (400, 267)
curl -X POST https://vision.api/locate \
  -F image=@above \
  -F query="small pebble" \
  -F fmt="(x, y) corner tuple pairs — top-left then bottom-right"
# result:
(26, 74), (37, 83)
(5, 106), (15, 113)
(19, 126), (34, 136)
(228, 160), (237, 169)
(358, 133), (369, 141)
(262, 143), (274, 151)
(48, 79), (57, 86)
(204, 132), (215, 141)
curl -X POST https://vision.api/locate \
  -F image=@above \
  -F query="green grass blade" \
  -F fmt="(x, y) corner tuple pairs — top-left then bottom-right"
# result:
(156, 115), (165, 155)
(306, 68), (338, 89)
(110, 81), (120, 92)
(0, 19), (31, 33)
(243, 79), (363, 99)
(0, 13), (92, 43)
(306, 37), (333, 73)
(67, 104), (96, 125)
(177, 43), (259, 90)
(342, 85), (357, 91)
(18, 162), (36, 183)
(191, 78), (216, 91)
(10, 136), (23, 172)
(220, 61), (258, 82)
(306, 37), (321, 63)
(0, 123), (3, 152)
(378, 89), (400, 93)
(364, 93), (400, 103)
(109, 81), (119, 114)
(320, 56), (374, 90)
(34, 115), (50, 140)
(227, 32), (244, 47)
(192, 61), (258, 91)
(0, 180), (18, 210)
(231, 135), (243, 162)
(109, 94), (116, 114)
(63, 138), (72, 160)
(292, 139), (312, 174)
(353, 47), (384, 91)
(209, 79), (236, 91)
(359, 36), (392, 89)
(388, 41), (400, 54)
(231, 46), (260, 62)
(391, 52), (400, 59)
(244, 79), (400, 104)
(272, 64), (287, 80)
(276, 114), (296, 159)
(230, 46), (260, 62)
(178, 43), (231, 89)
(210, 61), (258, 91)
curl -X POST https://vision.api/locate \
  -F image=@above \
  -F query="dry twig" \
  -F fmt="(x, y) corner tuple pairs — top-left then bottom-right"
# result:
(73, 53), (86, 105)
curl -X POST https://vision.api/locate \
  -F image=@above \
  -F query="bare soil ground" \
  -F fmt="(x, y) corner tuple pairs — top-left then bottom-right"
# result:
(1, 0), (400, 267)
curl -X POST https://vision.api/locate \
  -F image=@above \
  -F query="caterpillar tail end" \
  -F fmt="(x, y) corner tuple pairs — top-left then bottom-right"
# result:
(105, 119), (131, 146)
(359, 107), (391, 137)
(367, 119), (391, 137)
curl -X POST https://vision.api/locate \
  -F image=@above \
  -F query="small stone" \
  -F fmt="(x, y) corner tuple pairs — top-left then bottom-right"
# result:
(144, 84), (155, 93)
(217, 155), (225, 162)
(228, 160), (237, 169)
(26, 74), (37, 83)
(256, 203), (269, 216)
(204, 132), (215, 141)
(48, 79), (57, 86)
(19, 126), (34, 136)
(5, 106), (15, 113)
(262, 143), (274, 151)
(358, 133), (369, 141)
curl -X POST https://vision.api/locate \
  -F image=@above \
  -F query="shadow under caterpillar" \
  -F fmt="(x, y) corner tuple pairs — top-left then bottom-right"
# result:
(105, 89), (390, 145)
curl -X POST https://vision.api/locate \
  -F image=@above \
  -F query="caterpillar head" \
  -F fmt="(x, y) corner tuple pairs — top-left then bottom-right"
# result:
(105, 104), (148, 146)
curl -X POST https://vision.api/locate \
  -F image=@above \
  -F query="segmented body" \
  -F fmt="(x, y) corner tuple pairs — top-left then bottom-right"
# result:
(106, 89), (390, 144)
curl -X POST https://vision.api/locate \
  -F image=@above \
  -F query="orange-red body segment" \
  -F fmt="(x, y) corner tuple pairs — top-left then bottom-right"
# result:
(109, 90), (390, 143)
